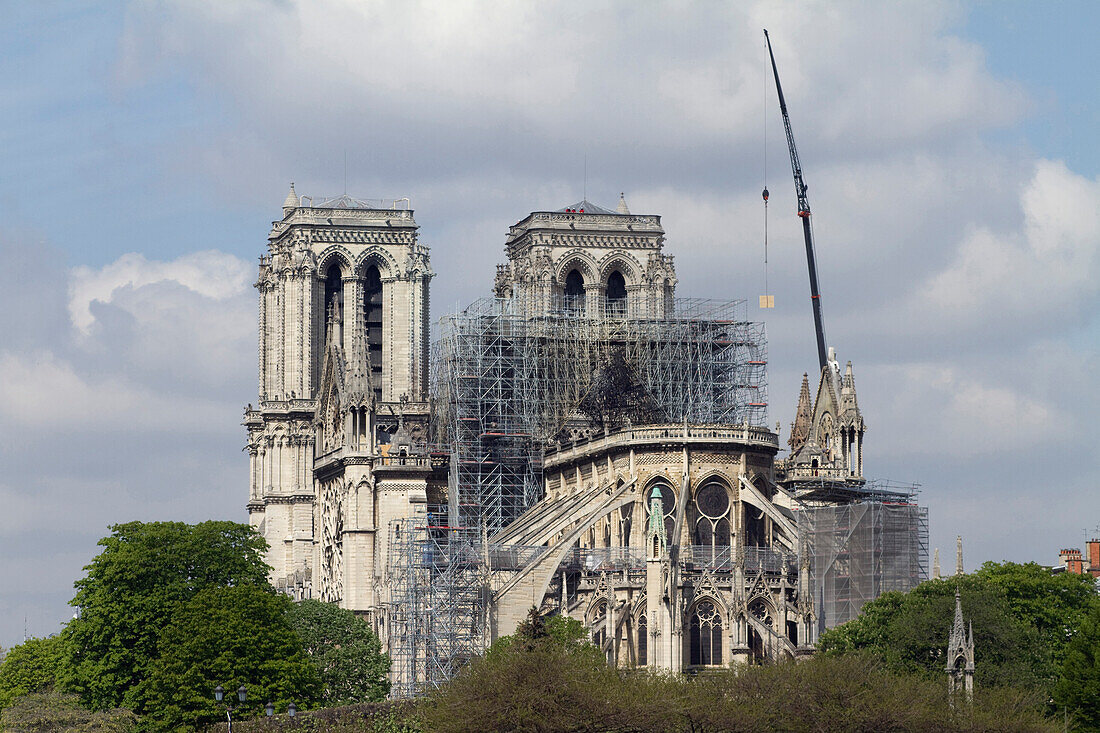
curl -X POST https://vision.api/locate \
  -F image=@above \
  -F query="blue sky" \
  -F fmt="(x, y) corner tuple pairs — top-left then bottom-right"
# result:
(1, 1), (1098, 647)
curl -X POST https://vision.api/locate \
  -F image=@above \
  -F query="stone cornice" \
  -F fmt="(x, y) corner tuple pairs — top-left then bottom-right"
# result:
(544, 423), (779, 472)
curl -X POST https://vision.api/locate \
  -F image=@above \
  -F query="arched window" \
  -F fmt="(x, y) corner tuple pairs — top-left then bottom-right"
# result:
(693, 482), (731, 563)
(645, 482), (676, 545)
(591, 601), (608, 650)
(689, 600), (723, 666)
(744, 502), (767, 548)
(362, 264), (384, 405)
(322, 264), (345, 353)
(606, 270), (626, 316)
(619, 503), (633, 548)
(636, 613), (647, 667)
(747, 598), (773, 664)
(564, 268), (584, 311)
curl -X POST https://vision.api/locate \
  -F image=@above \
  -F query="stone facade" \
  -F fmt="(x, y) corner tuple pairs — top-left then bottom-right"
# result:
(245, 191), (860, 676)
(493, 198), (677, 319)
(245, 187), (442, 618)
(490, 425), (816, 669)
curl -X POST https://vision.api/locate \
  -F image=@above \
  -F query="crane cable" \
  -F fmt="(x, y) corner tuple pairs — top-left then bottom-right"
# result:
(761, 34), (772, 308)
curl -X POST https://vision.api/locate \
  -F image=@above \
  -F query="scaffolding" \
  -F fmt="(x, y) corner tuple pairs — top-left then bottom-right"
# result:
(798, 500), (929, 633)
(432, 296), (768, 536)
(387, 515), (487, 698)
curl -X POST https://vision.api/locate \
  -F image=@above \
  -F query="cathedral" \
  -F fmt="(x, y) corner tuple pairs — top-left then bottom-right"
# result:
(246, 187), (920, 689)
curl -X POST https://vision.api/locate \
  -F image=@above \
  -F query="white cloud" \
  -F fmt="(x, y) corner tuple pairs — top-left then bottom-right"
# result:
(68, 250), (252, 334)
(921, 159), (1100, 325)
(868, 362), (1069, 458)
(0, 349), (229, 433)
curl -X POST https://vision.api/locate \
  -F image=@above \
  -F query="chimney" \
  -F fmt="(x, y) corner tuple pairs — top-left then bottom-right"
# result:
(1087, 539), (1100, 577)
(1060, 548), (1084, 575)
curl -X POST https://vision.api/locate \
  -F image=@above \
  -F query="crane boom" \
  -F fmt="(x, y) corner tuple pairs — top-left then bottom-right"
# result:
(764, 29), (829, 373)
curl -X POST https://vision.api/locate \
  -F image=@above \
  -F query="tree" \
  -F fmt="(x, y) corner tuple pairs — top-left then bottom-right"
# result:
(1054, 603), (1100, 731)
(286, 599), (390, 706)
(0, 636), (65, 711)
(486, 608), (599, 662)
(61, 521), (270, 711)
(975, 561), (1099, 670)
(819, 574), (1051, 691)
(136, 585), (321, 732)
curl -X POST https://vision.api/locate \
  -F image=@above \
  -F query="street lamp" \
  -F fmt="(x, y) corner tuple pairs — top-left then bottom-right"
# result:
(288, 702), (297, 717)
(214, 684), (247, 732)
(265, 701), (275, 717)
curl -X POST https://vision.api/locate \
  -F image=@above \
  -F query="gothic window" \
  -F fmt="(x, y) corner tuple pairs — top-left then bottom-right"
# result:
(324, 264), (344, 342)
(606, 270), (626, 316)
(636, 613), (647, 667)
(619, 503), (633, 548)
(645, 481), (676, 545)
(689, 600), (723, 666)
(591, 601), (608, 649)
(744, 502), (767, 547)
(747, 597), (773, 663)
(820, 413), (834, 461)
(693, 482), (731, 562)
(362, 264), (384, 405)
(564, 268), (584, 311)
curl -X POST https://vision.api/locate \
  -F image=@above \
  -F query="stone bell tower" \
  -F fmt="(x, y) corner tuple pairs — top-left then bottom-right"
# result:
(245, 185), (434, 606)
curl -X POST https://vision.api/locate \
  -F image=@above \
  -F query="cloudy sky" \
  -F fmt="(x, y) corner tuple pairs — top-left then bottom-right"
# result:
(2, 1), (1098, 646)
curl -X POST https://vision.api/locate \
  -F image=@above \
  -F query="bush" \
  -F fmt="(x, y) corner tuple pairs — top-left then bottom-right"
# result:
(0, 690), (136, 732)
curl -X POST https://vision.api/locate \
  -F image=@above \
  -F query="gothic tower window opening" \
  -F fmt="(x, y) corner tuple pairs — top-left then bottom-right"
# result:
(564, 268), (584, 312)
(636, 612), (647, 667)
(605, 270), (627, 317)
(323, 263), (345, 345)
(361, 263), (384, 405)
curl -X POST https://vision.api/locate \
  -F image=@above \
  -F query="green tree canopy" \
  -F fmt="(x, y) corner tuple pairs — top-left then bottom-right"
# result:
(137, 585), (321, 732)
(485, 608), (598, 662)
(974, 561), (1100, 669)
(286, 599), (390, 706)
(1053, 603), (1100, 731)
(0, 635), (64, 711)
(61, 521), (270, 711)
(819, 574), (1051, 691)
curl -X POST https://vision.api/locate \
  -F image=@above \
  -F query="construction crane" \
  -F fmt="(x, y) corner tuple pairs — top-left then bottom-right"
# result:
(764, 29), (828, 373)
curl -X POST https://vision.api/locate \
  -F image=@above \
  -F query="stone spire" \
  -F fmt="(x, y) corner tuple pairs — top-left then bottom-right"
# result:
(956, 535), (964, 575)
(346, 316), (372, 406)
(840, 361), (860, 416)
(933, 548), (941, 579)
(282, 182), (299, 216)
(789, 373), (812, 452)
(646, 485), (667, 558)
(946, 587), (975, 700)
(616, 192), (630, 215)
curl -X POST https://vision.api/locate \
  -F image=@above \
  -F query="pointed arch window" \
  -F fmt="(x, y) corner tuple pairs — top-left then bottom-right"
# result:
(564, 268), (584, 312)
(636, 613), (647, 667)
(693, 482), (731, 564)
(324, 264), (344, 342)
(644, 482), (676, 546)
(362, 264), (383, 405)
(591, 600), (608, 650)
(689, 600), (723, 666)
(606, 270), (626, 316)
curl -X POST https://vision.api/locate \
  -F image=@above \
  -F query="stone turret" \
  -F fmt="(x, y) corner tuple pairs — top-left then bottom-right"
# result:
(946, 588), (975, 701)
(789, 373), (812, 452)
